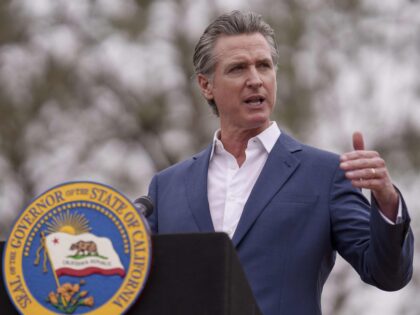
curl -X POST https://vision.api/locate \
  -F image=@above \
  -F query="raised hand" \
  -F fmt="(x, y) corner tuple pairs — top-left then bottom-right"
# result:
(340, 131), (399, 222)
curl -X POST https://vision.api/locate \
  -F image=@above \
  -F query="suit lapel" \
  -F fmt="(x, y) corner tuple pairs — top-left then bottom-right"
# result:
(184, 145), (215, 232)
(232, 133), (302, 247)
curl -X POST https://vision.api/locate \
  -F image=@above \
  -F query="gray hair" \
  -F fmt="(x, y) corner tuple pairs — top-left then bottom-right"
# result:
(193, 11), (278, 115)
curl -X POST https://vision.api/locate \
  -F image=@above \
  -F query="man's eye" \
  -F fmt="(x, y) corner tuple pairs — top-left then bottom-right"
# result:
(258, 63), (272, 69)
(229, 65), (245, 72)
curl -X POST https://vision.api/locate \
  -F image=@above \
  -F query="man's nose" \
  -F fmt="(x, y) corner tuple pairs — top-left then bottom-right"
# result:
(246, 67), (263, 88)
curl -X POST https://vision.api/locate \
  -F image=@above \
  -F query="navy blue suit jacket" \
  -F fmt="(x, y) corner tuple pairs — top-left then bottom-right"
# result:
(147, 132), (413, 315)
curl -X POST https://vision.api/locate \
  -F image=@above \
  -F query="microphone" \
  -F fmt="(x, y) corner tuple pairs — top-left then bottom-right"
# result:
(133, 195), (154, 218)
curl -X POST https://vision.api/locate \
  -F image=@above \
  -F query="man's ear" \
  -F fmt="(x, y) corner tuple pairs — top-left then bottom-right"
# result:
(197, 74), (214, 102)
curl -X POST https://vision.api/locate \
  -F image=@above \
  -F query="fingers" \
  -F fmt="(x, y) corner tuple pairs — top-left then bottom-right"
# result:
(340, 155), (384, 169)
(352, 131), (365, 151)
(340, 143), (388, 189)
(349, 178), (390, 191)
(341, 132), (398, 216)
(343, 166), (385, 181)
(340, 152), (390, 192)
(340, 150), (379, 162)
(342, 132), (376, 163)
(340, 155), (385, 179)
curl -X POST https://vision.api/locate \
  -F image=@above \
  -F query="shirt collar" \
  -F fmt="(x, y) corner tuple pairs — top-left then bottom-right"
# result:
(209, 122), (281, 160)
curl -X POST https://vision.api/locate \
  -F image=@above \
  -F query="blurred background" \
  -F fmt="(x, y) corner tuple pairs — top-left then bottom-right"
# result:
(0, 0), (418, 314)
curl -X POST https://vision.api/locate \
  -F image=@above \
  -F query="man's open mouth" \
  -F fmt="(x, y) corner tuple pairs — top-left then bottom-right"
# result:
(244, 95), (265, 106)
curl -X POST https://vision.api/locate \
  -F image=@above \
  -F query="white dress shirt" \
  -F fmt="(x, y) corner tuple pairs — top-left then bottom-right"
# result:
(207, 122), (402, 238)
(207, 122), (280, 238)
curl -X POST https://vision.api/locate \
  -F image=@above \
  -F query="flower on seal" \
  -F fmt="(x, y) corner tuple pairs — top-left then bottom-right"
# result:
(48, 292), (58, 305)
(46, 279), (94, 314)
(81, 296), (95, 307)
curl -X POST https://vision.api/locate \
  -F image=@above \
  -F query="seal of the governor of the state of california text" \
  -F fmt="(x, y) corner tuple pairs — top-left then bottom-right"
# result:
(2, 181), (151, 315)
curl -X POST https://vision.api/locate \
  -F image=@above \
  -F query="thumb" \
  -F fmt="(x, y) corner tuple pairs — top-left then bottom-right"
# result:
(352, 131), (365, 151)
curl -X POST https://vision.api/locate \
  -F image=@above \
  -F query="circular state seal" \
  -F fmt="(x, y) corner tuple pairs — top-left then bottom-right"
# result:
(2, 181), (151, 315)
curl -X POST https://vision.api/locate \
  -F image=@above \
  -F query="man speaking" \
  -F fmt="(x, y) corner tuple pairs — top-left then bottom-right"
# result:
(146, 10), (413, 315)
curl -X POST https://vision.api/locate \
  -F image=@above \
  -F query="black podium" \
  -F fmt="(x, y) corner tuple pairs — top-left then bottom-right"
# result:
(1, 233), (262, 315)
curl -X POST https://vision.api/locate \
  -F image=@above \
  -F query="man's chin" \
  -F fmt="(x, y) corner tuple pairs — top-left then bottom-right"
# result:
(243, 117), (271, 132)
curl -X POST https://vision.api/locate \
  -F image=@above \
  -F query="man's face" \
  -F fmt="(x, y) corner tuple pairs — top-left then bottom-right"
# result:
(198, 33), (277, 135)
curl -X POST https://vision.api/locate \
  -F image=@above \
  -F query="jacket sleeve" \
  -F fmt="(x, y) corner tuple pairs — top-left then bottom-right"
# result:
(329, 164), (413, 291)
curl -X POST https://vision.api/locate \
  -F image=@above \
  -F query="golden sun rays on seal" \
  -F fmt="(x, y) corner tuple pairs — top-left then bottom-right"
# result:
(45, 211), (91, 235)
